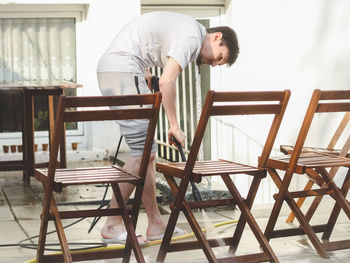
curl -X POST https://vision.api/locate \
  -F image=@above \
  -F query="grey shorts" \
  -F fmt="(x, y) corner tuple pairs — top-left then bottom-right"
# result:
(97, 72), (156, 157)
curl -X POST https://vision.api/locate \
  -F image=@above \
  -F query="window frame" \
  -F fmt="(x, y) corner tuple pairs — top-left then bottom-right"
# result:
(0, 4), (86, 142)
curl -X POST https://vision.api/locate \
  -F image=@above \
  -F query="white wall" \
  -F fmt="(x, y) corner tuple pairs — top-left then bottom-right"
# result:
(80, 1), (141, 155)
(222, 0), (350, 148)
(212, 0), (350, 203)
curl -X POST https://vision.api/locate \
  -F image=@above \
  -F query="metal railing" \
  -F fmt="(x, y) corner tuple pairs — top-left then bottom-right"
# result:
(151, 62), (203, 162)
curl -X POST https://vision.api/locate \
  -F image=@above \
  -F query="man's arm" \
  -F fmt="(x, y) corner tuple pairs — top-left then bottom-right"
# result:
(159, 57), (186, 147)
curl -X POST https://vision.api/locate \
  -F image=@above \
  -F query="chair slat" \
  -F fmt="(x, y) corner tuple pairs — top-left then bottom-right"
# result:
(273, 153), (350, 167)
(212, 91), (287, 102)
(64, 108), (154, 122)
(319, 90), (350, 100)
(210, 104), (281, 116)
(36, 167), (140, 185)
(64, 94), (156, 107)
(316, 103), (350, 113)
(160, 160), (264, 176)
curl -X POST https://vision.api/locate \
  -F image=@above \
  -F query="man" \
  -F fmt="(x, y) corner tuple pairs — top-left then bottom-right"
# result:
(97, 11), (239, 244)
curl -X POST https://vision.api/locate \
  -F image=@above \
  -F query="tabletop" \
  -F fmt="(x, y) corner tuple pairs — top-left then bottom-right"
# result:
(0, 81), (81, 90)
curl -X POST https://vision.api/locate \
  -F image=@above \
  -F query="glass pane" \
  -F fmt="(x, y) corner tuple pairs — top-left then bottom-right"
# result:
(0, 18), (77, 133)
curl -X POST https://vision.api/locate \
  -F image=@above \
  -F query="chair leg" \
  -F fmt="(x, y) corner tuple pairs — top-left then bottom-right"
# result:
(286, 180), (314, 223)
(156, 175), (179, 262)
(317, 167), (350, 219)
(36, 193), (51, 263)
(294, 167), (346, 225)
(182, 199), (218, 262)
(123, 182), (144, 263)
(264, 169), (287, 242)
(110, 183), (145, 263)
(229, 175), (262, 254)
(286, 168), (324, 223)
(286, 194), (329, 258)
(322, 168), (350, 240)
(156, 199), (183, 262)
(171, 177), (218, 262)
(50, 198), (72, 262)
(265, 169), (329, 258)
(222, 175), (279, 263)
(157, 175), (218, 263)
(37, 190), (73, 263)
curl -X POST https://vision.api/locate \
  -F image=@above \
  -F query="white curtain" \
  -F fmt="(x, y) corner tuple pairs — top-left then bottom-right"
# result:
(0, 18), (76, 82)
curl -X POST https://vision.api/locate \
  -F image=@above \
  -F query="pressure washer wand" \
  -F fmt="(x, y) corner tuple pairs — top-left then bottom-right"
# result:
(172, 137), (202, 202)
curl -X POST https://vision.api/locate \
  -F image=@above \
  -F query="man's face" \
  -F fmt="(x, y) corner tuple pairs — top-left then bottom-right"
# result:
(197, 32), (229, 67)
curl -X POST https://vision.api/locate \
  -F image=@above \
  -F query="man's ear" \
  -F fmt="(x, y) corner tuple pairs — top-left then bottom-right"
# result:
(215, 32), (223, 41)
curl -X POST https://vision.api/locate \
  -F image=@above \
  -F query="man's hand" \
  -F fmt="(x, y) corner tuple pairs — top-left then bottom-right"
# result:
(168, 126), (186, 148)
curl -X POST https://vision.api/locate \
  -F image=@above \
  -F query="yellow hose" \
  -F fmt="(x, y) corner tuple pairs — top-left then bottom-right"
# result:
(24, 219), (238, 263)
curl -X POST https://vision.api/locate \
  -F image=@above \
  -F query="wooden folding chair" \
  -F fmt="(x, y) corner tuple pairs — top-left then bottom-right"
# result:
(156, 90), (290, 263)
(264, 89), (350, 258)
(281, 112), (350, 223)
(34, 93), (161, 262)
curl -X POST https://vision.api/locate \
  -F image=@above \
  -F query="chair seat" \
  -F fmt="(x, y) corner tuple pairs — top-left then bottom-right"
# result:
(280, 144), (349, 157)
(35, 166), (140, 192)
(157, 159), (266, 183)
(267, 152), (350, 174)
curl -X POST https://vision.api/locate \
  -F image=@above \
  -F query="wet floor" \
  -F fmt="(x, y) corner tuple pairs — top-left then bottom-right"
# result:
(0, 160), (350, 263)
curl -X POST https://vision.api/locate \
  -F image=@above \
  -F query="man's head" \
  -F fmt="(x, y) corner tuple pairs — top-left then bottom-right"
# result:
(197, 26), (239, 67)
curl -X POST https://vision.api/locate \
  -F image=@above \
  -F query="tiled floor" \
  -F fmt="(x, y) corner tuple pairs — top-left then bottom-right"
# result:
(1, 161), (350, 263)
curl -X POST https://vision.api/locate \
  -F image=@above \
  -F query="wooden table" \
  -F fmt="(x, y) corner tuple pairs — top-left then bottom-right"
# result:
(0, 81), (81, 184)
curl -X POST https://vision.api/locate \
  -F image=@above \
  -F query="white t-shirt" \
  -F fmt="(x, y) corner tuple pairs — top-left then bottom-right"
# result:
(97, 12), (207, 74)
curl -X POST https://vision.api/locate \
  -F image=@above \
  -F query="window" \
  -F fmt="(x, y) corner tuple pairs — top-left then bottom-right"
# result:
(0, 17), (77, 133)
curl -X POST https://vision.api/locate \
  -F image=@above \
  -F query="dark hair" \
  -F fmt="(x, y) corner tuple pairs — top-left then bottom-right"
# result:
(207, 26), (239, 66)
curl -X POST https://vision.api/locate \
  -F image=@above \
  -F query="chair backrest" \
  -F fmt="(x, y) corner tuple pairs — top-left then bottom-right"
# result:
(327, 112), (350, 150)
(47, 93), (162, 182)
(288, 89), (350, 174)
(183, 90), (291, 175)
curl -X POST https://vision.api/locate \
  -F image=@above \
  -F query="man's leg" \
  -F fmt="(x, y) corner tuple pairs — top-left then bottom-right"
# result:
(101, 153), (166, 241)
(142, 156), (167, 237)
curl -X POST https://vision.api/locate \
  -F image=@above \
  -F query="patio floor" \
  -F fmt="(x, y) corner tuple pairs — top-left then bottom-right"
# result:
(0, 160), (350, 263)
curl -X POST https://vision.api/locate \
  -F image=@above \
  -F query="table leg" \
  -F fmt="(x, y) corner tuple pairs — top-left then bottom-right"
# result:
(21, 91), (27, 180)
(48, 96), (55, 151)
(60, 123), (67, 168)
(23, 92), (35, 185)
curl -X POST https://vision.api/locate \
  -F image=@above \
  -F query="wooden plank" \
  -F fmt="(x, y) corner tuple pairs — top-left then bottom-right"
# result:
(64, 108), (154, 122)
(273, 188), (332, 199)
(317, 103), (350, 113)
(42, 249), (125, 262)
(64, 94), (156, 107)
(319, 90), (350, 100)
(48, 208), (134, 220)
(218, 253), (271, 263)
(212, 90), (287, 101)
(211, 104), (281, 116)
(323, 239), (350, 251)
(0, 160), (25, 171)
(269, 224), (327, 238)
(187, 199), (237, 209)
